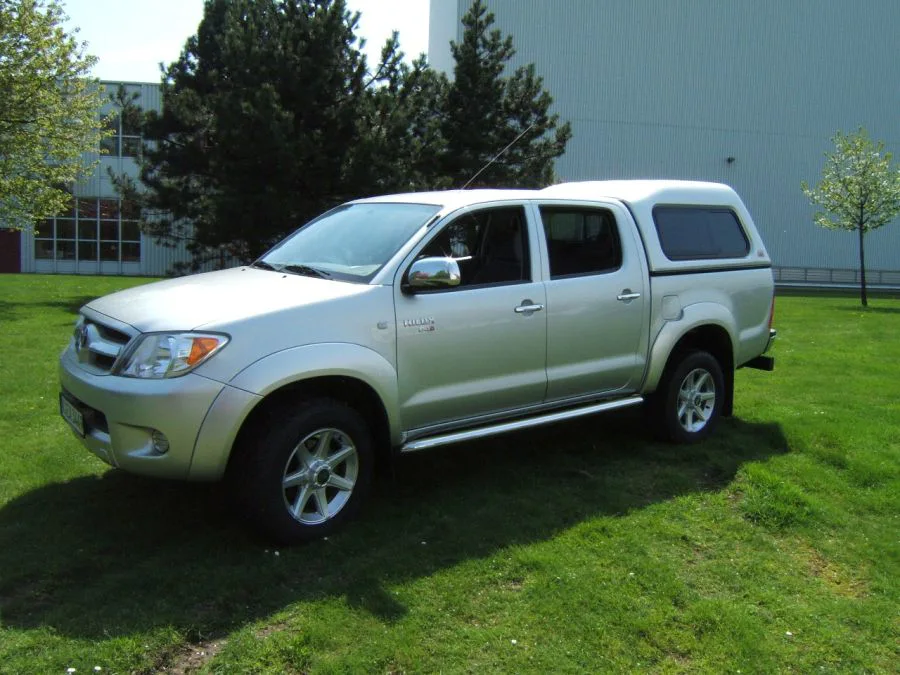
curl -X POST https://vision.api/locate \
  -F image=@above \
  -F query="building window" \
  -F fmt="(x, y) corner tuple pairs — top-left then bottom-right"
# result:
(100, 113), (142, 158)
(34, 197), (142, 263)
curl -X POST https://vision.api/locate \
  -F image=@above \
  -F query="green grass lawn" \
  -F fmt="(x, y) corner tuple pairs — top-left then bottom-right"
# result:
(0, 274), (898, 674)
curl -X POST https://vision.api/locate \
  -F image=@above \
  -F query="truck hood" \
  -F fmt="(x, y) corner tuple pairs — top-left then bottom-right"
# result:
(85, 267), (374, 332)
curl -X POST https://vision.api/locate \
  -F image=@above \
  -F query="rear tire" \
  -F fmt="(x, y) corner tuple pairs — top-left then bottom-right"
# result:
(649, 350), (725, 444)
(230, 398), (374, 544)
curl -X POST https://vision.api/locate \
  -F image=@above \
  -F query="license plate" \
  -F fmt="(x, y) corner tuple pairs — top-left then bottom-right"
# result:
(60, 394), (85, 437)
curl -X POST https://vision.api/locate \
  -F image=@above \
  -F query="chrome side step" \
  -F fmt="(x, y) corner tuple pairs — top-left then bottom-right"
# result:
(400, 396), (644, 453)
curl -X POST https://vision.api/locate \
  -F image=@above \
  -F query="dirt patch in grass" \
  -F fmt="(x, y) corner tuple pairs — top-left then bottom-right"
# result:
(165, 638), (228, 674)
(791, 540), (868, 599)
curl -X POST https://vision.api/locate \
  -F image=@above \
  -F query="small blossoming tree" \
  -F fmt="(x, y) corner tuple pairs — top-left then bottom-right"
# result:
(802, 128), (900, 306)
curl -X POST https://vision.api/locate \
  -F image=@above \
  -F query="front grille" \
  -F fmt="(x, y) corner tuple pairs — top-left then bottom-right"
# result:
(73, 315), (134, 374)
(93, 353), (117, 371)
(92, 322), (131, 346)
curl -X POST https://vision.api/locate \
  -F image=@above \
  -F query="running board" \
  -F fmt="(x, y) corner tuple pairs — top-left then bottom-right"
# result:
(401, 396), (644, 453)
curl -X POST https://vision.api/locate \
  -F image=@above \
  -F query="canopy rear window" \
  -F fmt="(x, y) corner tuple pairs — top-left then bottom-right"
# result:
(653, 206), (750, 260)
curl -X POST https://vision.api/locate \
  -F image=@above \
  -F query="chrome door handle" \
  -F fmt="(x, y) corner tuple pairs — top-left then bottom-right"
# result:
(515, 302), (544, 314)
(617, 290), (641, 302)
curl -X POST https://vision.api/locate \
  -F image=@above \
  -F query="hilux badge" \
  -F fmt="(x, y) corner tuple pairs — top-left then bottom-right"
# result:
(403, 317), (435, 332)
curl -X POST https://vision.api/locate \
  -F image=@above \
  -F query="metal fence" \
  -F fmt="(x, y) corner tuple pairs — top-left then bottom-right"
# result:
(774, 267), (900, 289)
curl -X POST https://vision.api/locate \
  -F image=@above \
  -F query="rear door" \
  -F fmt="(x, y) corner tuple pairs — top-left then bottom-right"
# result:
(535, 201), (649, 401)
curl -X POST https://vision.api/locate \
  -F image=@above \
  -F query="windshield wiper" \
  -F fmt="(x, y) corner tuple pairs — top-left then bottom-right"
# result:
(250, 260), (281, 272)
(281, 264), (331, 279)
(250, 260), (331, 279)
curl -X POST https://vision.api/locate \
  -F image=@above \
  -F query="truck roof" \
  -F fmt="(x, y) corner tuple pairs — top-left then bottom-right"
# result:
(356, 189), (537, 209)
(356, 180), (740, 210)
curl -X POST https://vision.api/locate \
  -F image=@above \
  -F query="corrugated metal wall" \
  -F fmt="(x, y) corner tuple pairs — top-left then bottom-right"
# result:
(434, 0), (900, 272)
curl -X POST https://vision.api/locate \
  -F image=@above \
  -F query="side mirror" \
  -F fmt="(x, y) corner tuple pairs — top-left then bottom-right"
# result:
(404, 257), (461, 292)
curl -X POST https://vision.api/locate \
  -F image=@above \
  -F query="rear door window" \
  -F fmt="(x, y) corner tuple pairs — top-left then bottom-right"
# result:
(653, 206), (750, 260)
(539, 206), (622, 278)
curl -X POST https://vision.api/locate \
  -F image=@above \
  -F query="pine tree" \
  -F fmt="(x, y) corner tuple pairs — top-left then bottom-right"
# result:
(343, 34), (450, 195)
(441, 0), (571, 188)
(134, 0), (371, 267)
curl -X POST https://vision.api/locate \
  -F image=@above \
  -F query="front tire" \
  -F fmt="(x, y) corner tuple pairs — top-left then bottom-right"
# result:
(232, 398), (374, 544)
(650, 350), (725, 444)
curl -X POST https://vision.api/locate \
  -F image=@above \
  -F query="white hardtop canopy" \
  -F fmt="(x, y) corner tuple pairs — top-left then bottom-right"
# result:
(541, 180), (740, 208)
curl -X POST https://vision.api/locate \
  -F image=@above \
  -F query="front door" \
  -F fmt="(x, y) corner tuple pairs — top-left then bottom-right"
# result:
(395, 205), (547, 432)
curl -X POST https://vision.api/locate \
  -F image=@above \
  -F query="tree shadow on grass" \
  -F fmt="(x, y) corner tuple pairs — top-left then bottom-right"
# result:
(0, 294), (100, 321)
(0, 410), (788, 641)
(35, 295), (99, 316)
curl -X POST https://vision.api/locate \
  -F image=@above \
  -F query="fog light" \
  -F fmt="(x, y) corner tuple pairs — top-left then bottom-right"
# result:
(151, 430), (170, 454)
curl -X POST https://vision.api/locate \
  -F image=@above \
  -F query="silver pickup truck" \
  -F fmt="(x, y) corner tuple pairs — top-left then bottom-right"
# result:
(59, 180), (776, 542)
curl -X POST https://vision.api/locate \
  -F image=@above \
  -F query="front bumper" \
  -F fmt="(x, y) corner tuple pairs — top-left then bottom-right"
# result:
(59, 346), (241, 480)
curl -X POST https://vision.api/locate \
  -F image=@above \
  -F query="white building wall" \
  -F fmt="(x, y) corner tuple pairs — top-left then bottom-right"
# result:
(430, 0), (900, 274)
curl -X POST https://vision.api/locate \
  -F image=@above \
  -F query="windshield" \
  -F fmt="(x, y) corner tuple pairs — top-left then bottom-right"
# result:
(258, 202), (441, 283)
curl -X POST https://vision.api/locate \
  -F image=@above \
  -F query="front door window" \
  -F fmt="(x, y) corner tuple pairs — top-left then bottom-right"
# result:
(418, 206), (531, 287)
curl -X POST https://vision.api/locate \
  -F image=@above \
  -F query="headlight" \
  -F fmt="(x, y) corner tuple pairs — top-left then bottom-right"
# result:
(117, 333), (229, 379)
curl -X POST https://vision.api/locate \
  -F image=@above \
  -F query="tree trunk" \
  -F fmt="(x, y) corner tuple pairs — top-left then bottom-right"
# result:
(858, 220), (868, 307)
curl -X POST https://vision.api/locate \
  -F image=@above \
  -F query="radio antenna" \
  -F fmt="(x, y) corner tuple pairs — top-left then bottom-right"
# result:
(461, 122), (535, 189)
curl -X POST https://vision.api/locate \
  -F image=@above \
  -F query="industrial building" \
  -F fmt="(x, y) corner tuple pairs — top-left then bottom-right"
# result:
(431, 0), (900, 286)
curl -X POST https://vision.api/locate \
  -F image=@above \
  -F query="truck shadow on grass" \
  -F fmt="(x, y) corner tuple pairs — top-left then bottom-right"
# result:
(0, 300), (15, 321)
(36, 295), (100, 316)
(0, 410), (787, 641)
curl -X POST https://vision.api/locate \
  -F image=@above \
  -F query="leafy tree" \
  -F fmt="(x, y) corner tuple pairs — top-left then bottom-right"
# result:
(0, 0), (106, 229)
(802, 128), (900, 306)
(441, 0), (571, 188)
